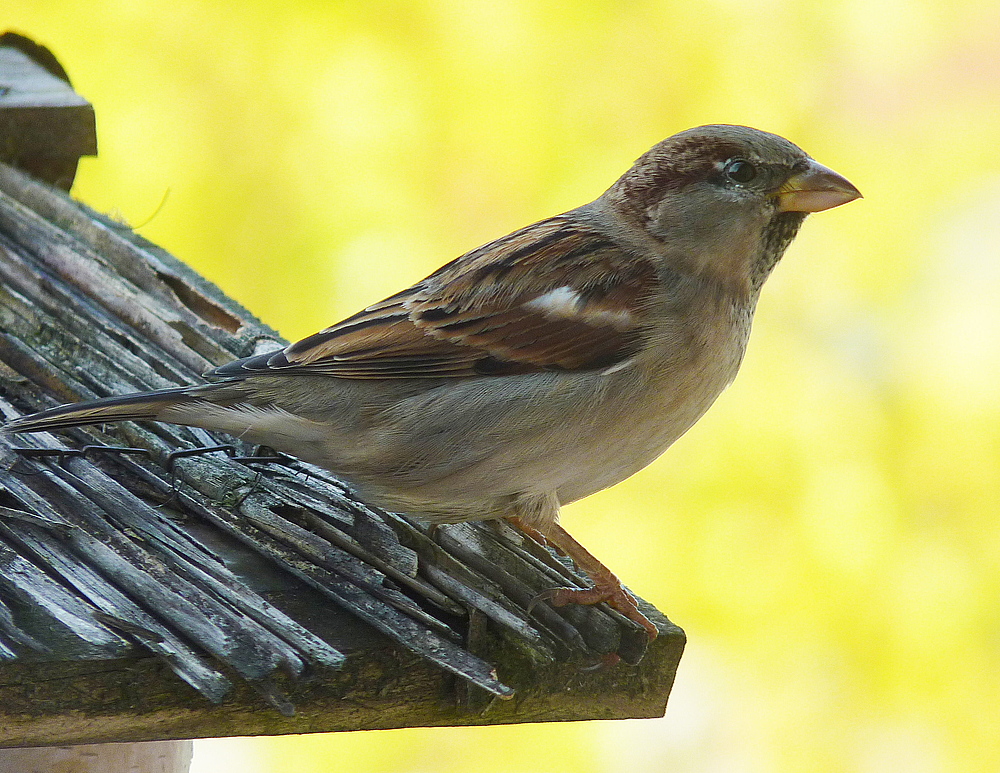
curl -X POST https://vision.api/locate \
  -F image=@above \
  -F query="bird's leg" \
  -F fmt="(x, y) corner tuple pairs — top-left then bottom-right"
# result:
(508, 515), (658, 641)
(506, 517), (551, 549)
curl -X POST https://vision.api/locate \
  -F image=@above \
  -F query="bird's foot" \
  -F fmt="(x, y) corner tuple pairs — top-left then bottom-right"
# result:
(531, 582), (658, 641)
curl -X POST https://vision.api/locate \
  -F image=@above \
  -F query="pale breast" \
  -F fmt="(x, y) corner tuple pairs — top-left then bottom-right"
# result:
(305, 291), (756, 520)
(551, 293), (754, 503)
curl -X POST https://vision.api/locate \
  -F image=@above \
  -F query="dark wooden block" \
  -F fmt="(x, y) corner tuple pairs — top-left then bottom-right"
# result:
(0, 33), (97, 190)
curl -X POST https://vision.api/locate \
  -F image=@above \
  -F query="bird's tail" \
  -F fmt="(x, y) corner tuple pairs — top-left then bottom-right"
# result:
(2, 387), (201, 434)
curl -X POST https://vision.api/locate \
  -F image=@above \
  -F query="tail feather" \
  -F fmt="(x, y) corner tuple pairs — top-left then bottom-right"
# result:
(2, 387), (198, 434)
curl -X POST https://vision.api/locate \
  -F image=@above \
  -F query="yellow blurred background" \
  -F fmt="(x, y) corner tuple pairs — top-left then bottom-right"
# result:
(7, 1), (1000, 771)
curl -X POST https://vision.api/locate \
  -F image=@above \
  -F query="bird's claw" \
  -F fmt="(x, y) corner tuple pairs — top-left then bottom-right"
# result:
(528, 584), (658, 641)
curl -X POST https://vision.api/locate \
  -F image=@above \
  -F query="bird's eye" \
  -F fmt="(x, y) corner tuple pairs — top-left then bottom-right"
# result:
(725, 160), (758, 184)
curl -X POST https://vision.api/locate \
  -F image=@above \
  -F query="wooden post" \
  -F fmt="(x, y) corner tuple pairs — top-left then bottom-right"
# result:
(0, 32), (97, 190)
(0, 742), (193, 773)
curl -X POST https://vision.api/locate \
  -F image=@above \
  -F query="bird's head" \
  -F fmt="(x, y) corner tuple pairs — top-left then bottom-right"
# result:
(604, 124), (861, 295)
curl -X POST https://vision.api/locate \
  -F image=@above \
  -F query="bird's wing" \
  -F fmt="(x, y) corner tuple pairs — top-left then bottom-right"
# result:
(210, 216), (660, 380)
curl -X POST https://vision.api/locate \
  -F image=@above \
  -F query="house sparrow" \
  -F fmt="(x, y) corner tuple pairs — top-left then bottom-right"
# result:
(4, 125), (861, 640)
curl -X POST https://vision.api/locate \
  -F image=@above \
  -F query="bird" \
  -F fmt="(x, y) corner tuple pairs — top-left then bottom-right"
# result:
(4, 125), (861, 641)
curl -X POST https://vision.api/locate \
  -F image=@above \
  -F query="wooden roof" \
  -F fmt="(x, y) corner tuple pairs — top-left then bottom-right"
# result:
(0, 160), (683, 747)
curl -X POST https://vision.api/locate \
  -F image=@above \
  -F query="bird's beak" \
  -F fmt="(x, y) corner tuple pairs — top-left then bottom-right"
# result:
(777, 160), (862, 213)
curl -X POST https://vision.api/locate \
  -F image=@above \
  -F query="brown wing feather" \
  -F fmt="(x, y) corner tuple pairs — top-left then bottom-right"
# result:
(216, 215), (660, 380)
